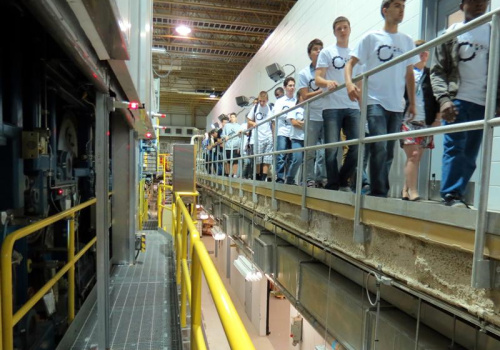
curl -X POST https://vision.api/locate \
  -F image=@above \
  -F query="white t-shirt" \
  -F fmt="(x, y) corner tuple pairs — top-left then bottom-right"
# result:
(316, 44), (360, 110)
(287, 107), (304, 141)
(412, 67), (425, 123)
(452, 22), (490, 106)
(297, 65), (323, 121)
(351, 30), (418, 112)
(247, 104), (274, 142)
(221, 122), (241, 150)
(240, 122), (250, 151)
(274, 95), (297, 137)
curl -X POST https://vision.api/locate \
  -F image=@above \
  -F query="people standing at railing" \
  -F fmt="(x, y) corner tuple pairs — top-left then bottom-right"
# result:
(431, 0), (499, 208)
(400, 40), (440, 201)
(247, 91), (275, 181)
(316, 16), (361, 192)
(207, 129), (218, 174)
(274, 87), (284, 99)
(240, 118), (254, 179)
(298, 38), (328, 188)
(275, 77), (297, 183)
(345, 0), (419, 197)
(285, 94), (305, 185)
(216, 115), (229, 176)
(222, 113), (242, 177)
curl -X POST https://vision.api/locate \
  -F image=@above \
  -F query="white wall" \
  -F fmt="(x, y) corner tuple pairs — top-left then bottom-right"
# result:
(206, 0), (422, 125)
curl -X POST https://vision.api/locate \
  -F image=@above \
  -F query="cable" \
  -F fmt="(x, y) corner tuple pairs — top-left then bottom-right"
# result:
(366, 271), (379, 306)
(135, 250), (140, 260)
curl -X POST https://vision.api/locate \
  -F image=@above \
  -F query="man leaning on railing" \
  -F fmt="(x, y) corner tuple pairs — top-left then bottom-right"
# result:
(430, 0), (500, 208)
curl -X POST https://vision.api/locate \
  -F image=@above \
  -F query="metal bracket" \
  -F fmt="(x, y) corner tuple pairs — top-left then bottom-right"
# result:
(239, 188), (243, 198)
(229, 187), (233, 195)
(252, 193), (258, 203)
(300, 208), (308, 222)
(354, 223), (371, 244)
(271, 199), (278, 211)
(472, 259), (500, 289)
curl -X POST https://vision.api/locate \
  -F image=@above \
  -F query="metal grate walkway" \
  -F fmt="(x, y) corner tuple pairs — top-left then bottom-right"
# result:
(69, 231), (181, 350)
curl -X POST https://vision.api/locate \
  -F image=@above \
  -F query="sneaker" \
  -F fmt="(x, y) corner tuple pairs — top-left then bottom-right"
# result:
(307, 180), (316, 188)
(361, 184), (371, 195)
(339, 186), (352, 192)
(443, 193), (469, 208)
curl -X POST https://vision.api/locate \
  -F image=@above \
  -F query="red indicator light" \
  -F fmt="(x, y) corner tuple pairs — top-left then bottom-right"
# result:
(162, 126), (167, 130)
(57, 189), (64, 195)
(106, 131), (110, 136)
(128, 101), (140, 109)
(145, 132), (152, 138)
(161, 114), (166, 118)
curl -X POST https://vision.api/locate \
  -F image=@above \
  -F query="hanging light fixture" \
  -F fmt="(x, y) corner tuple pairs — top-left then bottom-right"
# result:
(211, 225), (226, 241)
(233, 255), (262, 282)
(175, 24), (192, 36)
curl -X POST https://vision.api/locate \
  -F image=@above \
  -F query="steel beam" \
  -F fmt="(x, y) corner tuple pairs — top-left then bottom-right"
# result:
(95, 92), (111, 349)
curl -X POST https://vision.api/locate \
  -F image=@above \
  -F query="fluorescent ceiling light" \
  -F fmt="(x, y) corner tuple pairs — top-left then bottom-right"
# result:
(209, 92), (217, 99)
(152, 47), (167, 54)
(233, 255), (262, 282)
(211, 225), (226, 240)
(175, 25), (192, 36)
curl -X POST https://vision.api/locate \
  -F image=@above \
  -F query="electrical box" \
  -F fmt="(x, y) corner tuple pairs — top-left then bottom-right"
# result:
(172, 144), (195, 193)
(290, 316), (303, 346)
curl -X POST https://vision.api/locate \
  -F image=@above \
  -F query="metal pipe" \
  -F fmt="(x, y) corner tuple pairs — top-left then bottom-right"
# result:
(414, 298), (422, 350)
(471, 13), (500, 288)
(190, 248), (203, 350)
(301, 102), (309, 215)
(190, 134), (204, 145)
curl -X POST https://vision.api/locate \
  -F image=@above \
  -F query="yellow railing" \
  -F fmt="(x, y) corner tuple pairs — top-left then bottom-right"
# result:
(1, 198), (101, 350)
(173, 192), (255, 350)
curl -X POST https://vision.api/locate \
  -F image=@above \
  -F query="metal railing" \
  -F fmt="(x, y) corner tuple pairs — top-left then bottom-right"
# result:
(170, 190), (255, 350)
(1, 198), (102, 350)
(197, 8), (500, 289)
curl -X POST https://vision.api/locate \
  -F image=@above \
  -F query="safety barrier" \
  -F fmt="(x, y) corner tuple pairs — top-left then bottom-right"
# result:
(172, 192), (255, 350)
(1, 198), (102, 350)
(198, 8), (500, 289)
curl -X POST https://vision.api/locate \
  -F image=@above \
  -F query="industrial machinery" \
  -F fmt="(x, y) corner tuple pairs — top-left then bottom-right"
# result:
(0, 0), (155, 348)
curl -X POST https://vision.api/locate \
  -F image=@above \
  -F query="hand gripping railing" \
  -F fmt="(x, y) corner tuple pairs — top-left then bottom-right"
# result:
(1, 198), (102, 350)
(198, 8), (500, 288)
(173, 192), (255, 350)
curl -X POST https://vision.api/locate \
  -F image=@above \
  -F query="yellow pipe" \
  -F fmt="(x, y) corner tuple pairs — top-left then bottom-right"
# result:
(181, 260), (192, 302)
(1, 198), (96, 350)
(180, 219), (189, 326)
(193, 326), (207, 350)
(68, 214), (75, 323)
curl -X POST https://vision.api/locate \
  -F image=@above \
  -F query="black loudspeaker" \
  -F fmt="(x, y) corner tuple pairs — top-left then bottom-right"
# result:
(235, 96), (249, 107)
(266, 63), (285, 82)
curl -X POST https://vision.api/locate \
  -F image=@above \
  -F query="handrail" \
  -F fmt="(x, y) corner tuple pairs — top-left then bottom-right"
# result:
(173, 193), (255, 350)
(199, 8), (500, 289)
(1, 197), (102, 350)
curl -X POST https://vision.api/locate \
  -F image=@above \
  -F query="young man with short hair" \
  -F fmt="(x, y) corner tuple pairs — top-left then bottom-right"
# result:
(345, 0), (418, 197)
(247, 91), (274, 181)
(431, 0), (499, 207)
(216, 115), (229, 176)
(316, 16), (360, 192)
(274, 77), (297, 183)
(298, 38), (327, 187)
(222, 113), (242, 177)
(274, 87), (284, 99)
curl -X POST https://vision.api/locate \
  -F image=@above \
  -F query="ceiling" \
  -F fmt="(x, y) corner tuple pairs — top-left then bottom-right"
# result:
(152, 0), (296, 125)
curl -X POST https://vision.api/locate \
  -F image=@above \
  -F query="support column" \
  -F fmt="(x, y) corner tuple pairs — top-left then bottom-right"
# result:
(111, 112), (135, 264)
(96, 92), (111, 349)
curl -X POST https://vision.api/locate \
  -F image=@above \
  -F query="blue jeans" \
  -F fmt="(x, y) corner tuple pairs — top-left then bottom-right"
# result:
(276, 135), (291, 182)
(306, 120), (326, 182)
(323, 108), (360, 189)
(286, 139), (304, 184)
(441, 99), (484, 198)
(367, 104), (403, 197)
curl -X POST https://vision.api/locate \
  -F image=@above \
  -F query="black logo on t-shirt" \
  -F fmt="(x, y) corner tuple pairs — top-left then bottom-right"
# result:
(255, 112), (265, 121)
(332, 56), (346, 70)
(457, 41), (488, 62)
(308, 79), (320, 91)
(376, 45), (403, 63)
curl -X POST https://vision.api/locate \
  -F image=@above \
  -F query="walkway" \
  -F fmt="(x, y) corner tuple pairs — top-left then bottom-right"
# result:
(65, 229), (181, 350)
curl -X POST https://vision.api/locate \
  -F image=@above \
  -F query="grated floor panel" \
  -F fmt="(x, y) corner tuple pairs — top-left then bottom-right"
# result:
(70, 231), (181, 350)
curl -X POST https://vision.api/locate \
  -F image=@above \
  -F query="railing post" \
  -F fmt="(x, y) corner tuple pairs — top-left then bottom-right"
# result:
(190, 246), (202, 350)
(471, 13), (500, 289)
(176, 200), (182, 285)
(252, 123), (258, 203)
(1, 239), (14, 350)
(68, 213), (75, 323)
(180, 219), (188, 327)
(271, 111), (278, 210)
(300, 102), (309, 221)
(353, 75), (371, 243)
